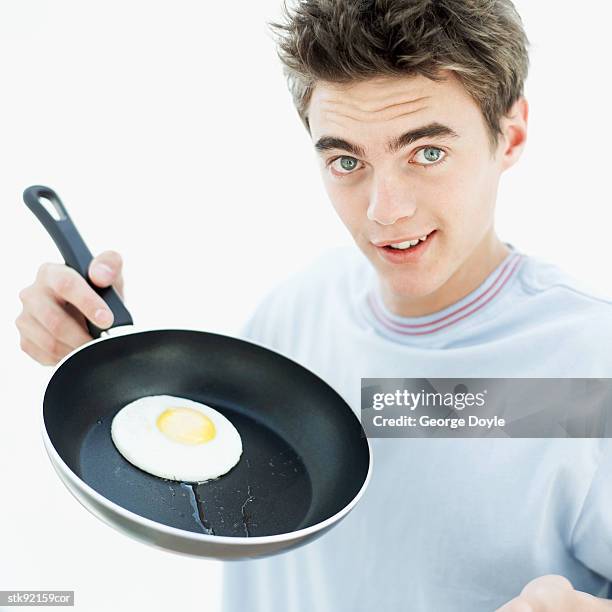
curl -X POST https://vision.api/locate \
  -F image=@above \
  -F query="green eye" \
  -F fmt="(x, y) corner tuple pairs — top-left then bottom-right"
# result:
(417, 147), (445, 164)
(339, 157), (358, 171)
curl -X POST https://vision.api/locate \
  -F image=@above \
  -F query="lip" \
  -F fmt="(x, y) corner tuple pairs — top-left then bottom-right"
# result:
(372, 230), (435, 247)
(373, 229), (437, 264)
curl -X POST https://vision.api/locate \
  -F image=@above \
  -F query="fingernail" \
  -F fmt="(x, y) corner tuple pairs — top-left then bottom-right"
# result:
(95, 309), (113, 327)
(93, 263), (113, 283)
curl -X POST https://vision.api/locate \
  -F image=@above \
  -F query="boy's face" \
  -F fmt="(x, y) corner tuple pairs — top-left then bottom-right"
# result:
(307, 71), (525, 311)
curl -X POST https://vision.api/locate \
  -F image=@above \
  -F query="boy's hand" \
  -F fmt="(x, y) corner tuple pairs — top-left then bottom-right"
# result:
(496, 575), (612, 611)
(15, 250), (125, 366)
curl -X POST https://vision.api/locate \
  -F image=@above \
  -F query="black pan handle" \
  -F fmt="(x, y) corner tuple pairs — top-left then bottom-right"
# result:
(23, 185), (134, 339)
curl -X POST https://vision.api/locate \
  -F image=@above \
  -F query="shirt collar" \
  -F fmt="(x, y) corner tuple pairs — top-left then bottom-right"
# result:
(360, 243), (525, 343)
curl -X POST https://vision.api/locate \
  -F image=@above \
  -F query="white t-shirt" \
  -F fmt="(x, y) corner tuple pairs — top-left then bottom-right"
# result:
(222, 243), (612, 611)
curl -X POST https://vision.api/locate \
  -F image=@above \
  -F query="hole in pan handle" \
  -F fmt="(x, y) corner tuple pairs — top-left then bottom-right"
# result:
(22, 185), (134, 339)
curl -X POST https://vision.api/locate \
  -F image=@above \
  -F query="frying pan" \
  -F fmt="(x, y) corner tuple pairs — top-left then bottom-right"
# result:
(23, 185), (372, 560)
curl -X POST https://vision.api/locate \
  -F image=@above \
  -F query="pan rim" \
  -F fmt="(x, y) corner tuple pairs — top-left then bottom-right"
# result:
(42, 326), (374, 545)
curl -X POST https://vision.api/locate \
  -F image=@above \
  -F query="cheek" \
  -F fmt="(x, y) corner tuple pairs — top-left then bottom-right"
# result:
(433, 161), (498, 237)
(322, 175), (366, 231)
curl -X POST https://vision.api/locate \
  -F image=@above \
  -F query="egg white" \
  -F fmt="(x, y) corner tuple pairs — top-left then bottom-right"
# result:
(111, 394), (243, 483)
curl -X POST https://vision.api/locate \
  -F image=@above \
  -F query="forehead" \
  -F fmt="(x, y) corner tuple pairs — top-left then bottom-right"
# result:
(307, 72), (485, 145)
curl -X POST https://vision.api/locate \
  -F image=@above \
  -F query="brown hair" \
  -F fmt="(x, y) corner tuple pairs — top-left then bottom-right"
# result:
(268, 0), (529, 147)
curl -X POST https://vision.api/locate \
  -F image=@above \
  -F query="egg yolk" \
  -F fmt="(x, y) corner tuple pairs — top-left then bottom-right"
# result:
(156, 407), (216, 445)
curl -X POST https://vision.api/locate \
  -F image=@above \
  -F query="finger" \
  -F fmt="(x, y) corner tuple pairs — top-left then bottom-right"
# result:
(523, 575), (573, 594)
(573, 590), (612, 610)
(495, 597), (534, 612)
(88, 250), (124, 294)
(520, 574), (575, 610)
(28, 295), (93, 347)
(17, 313), (76, 365)
(62, 300), (112, 339)
(38, 264), (114, 329)
(18, 335), (57, 366)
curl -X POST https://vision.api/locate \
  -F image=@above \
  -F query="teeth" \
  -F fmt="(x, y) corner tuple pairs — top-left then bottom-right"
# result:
(390, 239), (420, 250)
(388, 232), (430, 250)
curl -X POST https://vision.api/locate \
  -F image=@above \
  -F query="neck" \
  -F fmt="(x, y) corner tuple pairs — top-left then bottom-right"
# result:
(379, 230), (511, 318)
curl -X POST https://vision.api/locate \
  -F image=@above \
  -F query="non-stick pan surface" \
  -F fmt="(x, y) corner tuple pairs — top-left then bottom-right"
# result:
(45, 327), (369, 538)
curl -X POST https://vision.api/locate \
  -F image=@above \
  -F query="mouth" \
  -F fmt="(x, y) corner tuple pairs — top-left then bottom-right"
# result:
(373, 229), (437, 264)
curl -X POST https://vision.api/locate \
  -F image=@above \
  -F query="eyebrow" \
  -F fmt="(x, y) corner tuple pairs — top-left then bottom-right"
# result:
(314, 122), (459, 158)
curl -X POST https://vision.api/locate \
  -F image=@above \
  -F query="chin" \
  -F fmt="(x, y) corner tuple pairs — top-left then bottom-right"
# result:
(382, 272), (443, 300)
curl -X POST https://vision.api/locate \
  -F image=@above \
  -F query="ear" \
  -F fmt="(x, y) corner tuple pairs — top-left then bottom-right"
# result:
(498, 97), (528, 171)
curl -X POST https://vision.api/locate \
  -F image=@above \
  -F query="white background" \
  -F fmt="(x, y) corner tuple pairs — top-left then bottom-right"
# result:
(1, 1), (611, 611)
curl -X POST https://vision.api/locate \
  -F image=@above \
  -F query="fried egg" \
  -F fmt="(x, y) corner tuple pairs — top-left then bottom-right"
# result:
(111, 394), (242, 483)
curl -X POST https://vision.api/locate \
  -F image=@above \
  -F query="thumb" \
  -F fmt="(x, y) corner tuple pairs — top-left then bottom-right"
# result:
(88, 250), (123, 289)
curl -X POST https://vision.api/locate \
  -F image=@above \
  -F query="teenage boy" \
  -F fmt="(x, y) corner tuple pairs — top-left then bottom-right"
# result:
(16, 1), (612, 610)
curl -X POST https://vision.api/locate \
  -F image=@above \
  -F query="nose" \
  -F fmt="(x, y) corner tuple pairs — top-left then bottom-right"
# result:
(366, 173), (417, 225)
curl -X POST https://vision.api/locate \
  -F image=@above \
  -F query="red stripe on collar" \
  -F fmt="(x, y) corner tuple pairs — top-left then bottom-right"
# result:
(366, 253), (523, 336)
